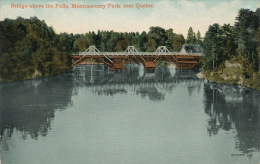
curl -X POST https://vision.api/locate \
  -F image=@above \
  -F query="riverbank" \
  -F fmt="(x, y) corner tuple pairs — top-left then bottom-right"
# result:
(198, 61), (260, 90)
(0, 68), (73, 83)
(203, 72), (260, 90)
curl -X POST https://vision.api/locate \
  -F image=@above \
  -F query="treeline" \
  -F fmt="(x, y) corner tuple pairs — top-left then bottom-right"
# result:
(72, 26), (202, 52)
(203, 8), (260, 76)
(0, 17), (72, 81)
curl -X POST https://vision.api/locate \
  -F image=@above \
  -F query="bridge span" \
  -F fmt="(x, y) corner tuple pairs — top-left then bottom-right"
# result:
(71, 46), (203, 70)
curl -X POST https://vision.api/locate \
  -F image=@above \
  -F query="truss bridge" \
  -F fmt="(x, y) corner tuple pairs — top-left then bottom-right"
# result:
(71, 45), (203, 70)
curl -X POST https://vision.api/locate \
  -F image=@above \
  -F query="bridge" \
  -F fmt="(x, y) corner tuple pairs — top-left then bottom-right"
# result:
(71, 45), (203, 70)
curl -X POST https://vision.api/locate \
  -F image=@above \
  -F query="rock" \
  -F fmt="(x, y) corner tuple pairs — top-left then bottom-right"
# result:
(32, 69), (42, 78)
(196, 72), (205, 79)
(225, 61), (242, 68)
(221, 74), (228, 80)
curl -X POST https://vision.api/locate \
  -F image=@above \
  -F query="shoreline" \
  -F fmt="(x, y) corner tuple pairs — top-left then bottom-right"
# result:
(197, 71), (260, 91)
(0, 69), (73, 83)
(1, 65), (259, 92)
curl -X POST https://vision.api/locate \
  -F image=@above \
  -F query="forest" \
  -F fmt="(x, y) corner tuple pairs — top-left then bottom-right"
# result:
(0, 17), (72, 80)
(0, 8), (259, 89)
(71, 26), (201, 53)
(203, 8), (260, 89)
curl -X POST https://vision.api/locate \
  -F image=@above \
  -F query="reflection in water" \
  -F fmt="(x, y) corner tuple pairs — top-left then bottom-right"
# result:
(204, 82), (260, 157)
(0, 65), (201, 142)
(73, 64), (202, 101)
(0, 74), (74, 142)
(0, 64), (259, 163)
(73, 65), (260, 160)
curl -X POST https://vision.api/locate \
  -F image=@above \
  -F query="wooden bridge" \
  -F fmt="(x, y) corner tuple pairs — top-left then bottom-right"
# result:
(71, 46), (203, 70)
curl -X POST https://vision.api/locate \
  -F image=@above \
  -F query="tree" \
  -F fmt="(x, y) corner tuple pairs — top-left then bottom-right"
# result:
(147, 38), (157, 52)
(55, 33), (75, 53)
(165, 28), (174, 51)
(115, 38), (128, 52)
(196, 31), (203, 45)
(147, 26), (167, 51)
(234, 9), (259, 70)
(203, 23), (225, 70)
(107, 31), (120, 52)
(0, 17), (72, 81)
(74, 33), (94, 51)
(137, 31), (147, 51)
(186, 27), (196, 44)
(173, 34), (185, 52)
(222, 24), (236, 59)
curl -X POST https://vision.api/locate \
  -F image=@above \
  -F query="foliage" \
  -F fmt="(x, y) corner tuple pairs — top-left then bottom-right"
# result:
(196, 31), (203, 45)
(203, 23), (225, 70)
(186, 27), (196, 44)
(186, 27), (203, 45)
(0, 17), (72, 81)
(203, 8), (260, 71)
(230, 56), (254, 79)
(250, 72), (260, 89)
(165, 28), (174, 51)
(234, 8), (259, 71)
(173, 34), (185, 52)
(73, 26), (188, 52)
(156, 60), (170, 67)
(202, 8), (260, 89)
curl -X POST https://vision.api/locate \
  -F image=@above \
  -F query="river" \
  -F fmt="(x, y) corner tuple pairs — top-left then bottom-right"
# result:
(0, 64), (259, 164)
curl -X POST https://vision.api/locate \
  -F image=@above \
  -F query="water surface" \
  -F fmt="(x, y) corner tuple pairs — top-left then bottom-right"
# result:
(0, 65), (259, 164)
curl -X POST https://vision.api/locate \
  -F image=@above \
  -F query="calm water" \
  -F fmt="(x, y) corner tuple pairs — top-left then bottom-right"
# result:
(0, 64), (259, 164)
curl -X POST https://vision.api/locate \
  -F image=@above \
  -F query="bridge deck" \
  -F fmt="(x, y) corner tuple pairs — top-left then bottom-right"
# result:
(74, 52), (203, 56)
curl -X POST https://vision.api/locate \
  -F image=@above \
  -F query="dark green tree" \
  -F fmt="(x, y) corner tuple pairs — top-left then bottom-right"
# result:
(186, 27), (196, 44)
(234, 9), (259, 70)
(222, 24), (236, 59)
(137, 31), (147, 51)
(196, 31), (203, 45)
(173, 34), (185, 52)
(147, 26), (167, 51)
(74, 33), (94, 51)
(0, 17), (72, 81)
(165, 28), (174, 51)
(203, 23), (225, 70)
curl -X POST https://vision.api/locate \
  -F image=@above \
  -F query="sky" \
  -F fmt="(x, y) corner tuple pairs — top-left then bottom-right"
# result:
(0, 0), (260, 37)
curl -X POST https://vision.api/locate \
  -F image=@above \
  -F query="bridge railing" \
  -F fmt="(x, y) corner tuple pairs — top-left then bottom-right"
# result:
(75, 52), (203, 56)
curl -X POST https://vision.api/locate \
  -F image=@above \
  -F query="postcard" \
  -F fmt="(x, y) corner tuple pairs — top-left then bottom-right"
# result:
(0, 0), (259, 163)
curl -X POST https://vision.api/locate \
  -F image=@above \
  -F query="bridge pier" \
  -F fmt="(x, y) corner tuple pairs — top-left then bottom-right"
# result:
(110, 59), (126, 70)
(143, 61), (156, 70)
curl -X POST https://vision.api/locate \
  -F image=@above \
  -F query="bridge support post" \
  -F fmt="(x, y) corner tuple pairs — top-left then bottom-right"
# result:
(143, 61), (156, 70)
(109, 59), (126, 71)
